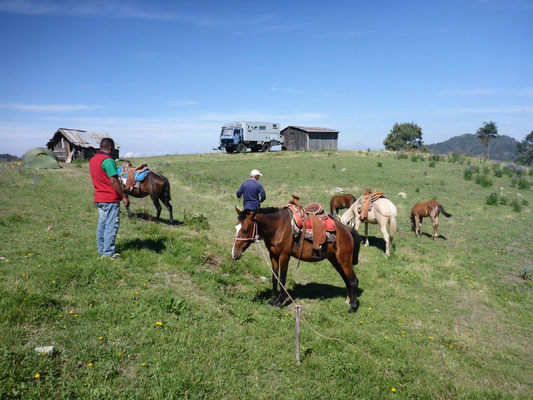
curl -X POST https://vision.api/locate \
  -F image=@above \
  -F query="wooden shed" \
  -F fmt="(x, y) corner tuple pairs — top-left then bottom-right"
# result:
(46, 128), (119, 162)
(281, 126), (339, 151)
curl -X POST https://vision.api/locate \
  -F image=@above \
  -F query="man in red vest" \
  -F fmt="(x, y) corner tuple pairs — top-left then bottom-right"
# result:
(89, 138), (130, 259)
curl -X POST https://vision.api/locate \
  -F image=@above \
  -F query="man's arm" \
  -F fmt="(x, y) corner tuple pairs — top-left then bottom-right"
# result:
(236, 183), (244, 198)
(259, 184), (266, 203)
(110, 176), (130, 206)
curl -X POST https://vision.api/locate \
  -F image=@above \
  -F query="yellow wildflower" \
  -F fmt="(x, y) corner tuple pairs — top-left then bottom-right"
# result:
(449, 345), (454, 348)
(34, 373), (40, 379)
(155, 321), (163, 327)
(134, 291), (140, 296)
(429, 336), (434, 340)
(68, 310), (73, 314)
(401, 330), (406, 334)
(58, 314), (63, 318)
(391, 387), (396, 392)
(88, 362), (93, 367)
(98, 336), (103, 341)
(51, 280), (56, 284)
(142, 362), (147, 367)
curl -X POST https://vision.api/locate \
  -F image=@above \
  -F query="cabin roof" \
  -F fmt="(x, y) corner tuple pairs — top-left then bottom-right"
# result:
(281, 126), (339, 134)
(48, 128), (119, 148)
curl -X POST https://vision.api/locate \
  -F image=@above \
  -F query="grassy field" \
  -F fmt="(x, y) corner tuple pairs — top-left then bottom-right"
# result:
(1, 151), (532, 399)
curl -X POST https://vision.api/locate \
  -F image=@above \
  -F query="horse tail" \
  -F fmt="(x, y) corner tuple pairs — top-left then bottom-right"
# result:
(438, 204), (452, 218)
(163, 177), (171, 201)
(350, 229), (362, 265)
(389, 214), (397, 242)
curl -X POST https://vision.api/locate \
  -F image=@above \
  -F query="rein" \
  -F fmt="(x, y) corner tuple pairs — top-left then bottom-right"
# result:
(234, 221), (260, 243)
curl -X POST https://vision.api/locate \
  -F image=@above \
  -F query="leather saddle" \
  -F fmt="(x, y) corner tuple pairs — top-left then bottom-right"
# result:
(359, 189), (386, 221)
(284, 195), (336, 253)
(120, 162), (149, 191)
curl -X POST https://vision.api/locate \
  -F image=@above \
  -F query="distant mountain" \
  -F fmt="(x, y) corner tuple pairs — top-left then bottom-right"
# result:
(426, 134), (519, 161)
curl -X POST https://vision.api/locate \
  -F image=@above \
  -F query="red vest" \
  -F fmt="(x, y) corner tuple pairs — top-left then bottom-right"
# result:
(89, 152), (121, 203)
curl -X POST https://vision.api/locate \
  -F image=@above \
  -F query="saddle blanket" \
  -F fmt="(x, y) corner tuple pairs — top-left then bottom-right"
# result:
(117, 166), (149, 183)
(304, 216), (336, 231)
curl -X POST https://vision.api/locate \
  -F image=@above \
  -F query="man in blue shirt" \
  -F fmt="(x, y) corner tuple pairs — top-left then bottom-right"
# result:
(236, 169), (266, 210)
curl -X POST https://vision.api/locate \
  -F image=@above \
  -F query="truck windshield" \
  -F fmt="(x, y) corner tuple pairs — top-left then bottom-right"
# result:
(221, 128), (234, 137)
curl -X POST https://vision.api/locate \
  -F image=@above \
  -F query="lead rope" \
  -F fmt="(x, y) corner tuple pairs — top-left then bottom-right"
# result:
(255, 243), (393, 378)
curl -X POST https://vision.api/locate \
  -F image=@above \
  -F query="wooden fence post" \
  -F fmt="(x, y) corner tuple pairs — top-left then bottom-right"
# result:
(295, 305), (302, 364)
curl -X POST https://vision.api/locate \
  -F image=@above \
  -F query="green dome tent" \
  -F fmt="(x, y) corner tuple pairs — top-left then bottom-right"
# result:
(23, 147), (61, 169)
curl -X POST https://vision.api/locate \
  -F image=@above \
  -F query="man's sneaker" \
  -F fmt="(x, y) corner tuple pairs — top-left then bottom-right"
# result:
(109, 253), (120, 260)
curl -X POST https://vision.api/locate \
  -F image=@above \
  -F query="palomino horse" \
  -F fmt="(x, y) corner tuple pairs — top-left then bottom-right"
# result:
(121, 163), (173, 224)
(330, 193), (356, 217)
(341, 195), (397, 256)
(411, 200), (452, 240)
(232, 206), (362, 313)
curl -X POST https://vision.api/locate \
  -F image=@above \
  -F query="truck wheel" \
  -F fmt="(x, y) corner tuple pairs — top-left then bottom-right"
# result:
(281, 146), (287, 151)
(225, 146), (234, 153)
(261, 143), (270, 152)
(237, 143), (247, 153)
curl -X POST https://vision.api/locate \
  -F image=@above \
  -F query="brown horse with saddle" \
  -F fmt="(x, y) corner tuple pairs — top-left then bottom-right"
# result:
(119, 162), (173, 224)
(232, 195), (362, 313)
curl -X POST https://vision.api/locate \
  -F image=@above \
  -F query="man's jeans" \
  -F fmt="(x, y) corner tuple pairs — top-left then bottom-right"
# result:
(96, 202), (120, 257)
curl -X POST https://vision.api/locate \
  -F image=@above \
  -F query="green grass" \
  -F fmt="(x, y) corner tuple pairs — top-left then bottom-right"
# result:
(1, 151), (532, 399)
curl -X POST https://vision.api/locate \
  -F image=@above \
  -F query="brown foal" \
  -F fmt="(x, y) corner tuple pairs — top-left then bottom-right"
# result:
(410, 200), (452, 240)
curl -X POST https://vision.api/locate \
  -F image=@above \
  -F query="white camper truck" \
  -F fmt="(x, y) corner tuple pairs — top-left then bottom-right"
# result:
(217, 122), (284, 153)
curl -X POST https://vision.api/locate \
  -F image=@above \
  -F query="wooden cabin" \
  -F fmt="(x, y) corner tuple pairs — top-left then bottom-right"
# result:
(281, 126), (339, 151)
(46, 128), (119, 162)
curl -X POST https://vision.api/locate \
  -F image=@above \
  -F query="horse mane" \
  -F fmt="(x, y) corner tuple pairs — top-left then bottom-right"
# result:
(238, 207), (283, 220)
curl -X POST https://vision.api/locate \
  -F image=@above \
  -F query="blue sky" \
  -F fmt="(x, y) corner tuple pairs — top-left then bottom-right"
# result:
(1, 0), (532, 156)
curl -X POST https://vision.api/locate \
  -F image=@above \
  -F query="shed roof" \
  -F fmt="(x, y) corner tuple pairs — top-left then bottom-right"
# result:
(282, 126), (339, 134)
(48, 128), (119, 149)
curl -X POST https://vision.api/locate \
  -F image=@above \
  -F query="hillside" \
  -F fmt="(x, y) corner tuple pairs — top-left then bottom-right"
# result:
(427, 133), (518, 161)
(1, 151), (532, 399)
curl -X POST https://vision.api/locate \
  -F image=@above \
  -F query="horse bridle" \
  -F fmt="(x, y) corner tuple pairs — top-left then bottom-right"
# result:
(234, 221), (260, 243)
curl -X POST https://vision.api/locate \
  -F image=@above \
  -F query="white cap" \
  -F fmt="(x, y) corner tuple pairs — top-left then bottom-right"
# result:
(250, 169), (263, 177)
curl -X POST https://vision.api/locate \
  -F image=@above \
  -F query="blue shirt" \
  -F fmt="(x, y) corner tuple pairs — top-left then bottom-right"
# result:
(236, 178), (266, 210)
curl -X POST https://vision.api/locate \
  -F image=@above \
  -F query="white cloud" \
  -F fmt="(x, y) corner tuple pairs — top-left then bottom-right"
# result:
(0, 0), (193, 21)
(0, 103), (104, 112)
(441, 88), (533, 96)
(169, 100), (199, 107)
(429, 106), (533, 115)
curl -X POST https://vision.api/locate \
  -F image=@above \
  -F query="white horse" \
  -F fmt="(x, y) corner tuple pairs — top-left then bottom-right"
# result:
(340, 196), (397, 256)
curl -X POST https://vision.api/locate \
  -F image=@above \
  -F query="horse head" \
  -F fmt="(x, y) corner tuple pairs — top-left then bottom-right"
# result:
(232, 207), (257, 260)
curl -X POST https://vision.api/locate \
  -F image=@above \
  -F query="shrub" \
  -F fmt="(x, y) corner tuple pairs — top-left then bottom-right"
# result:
(499, 196), (508, 205)
(449, 153), (463, 163)
(396, 152), (408, 160)
(522, 199), (529, 206)
(428, 160), (436, 168)
(475, 175), (493, 187)
(521, 266), (533, 281)
(493, 168), (503, 177)
(510, 199), (522, 212)
(415, 187), (420, 193)
(486, 193), (499, 205)
(411, 155), (418, 162)
(464, 168), (473, 180)
(184, 212), (210, 230)
(483, 166), (490, 175)
(377, 161), (383, 168)
(517, 178), (530, 190)
(430, 154), (441, 161)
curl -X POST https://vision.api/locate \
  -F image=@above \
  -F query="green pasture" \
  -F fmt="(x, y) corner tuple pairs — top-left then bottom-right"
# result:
(1, 151), (532, 399)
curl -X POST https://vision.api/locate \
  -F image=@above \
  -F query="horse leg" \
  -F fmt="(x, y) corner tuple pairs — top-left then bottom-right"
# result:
(268, 255), (280, 306)
(432, 215), (439, 240)
(364, 221), (369, 247)
(418, 216), (423, 236)
(125, 195), (132, 218)
(330, 254), (359, 313)
(380, 220), (391, 256)
(276, 254), (290, 308)
(161, 196), (173, 224)
(150, 194), (162, 221)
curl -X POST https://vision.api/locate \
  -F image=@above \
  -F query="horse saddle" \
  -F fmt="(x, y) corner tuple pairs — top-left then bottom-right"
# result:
(359, 190), (386, 221)
(284, 195), (336, 251)
(119, 163), (150, 191)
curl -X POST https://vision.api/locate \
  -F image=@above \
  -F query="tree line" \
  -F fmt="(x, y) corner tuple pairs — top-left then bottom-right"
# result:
(383, 122), (533, 165)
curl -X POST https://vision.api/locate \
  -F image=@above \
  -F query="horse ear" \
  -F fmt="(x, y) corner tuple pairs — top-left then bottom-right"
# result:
(235, 206), (242, 215)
